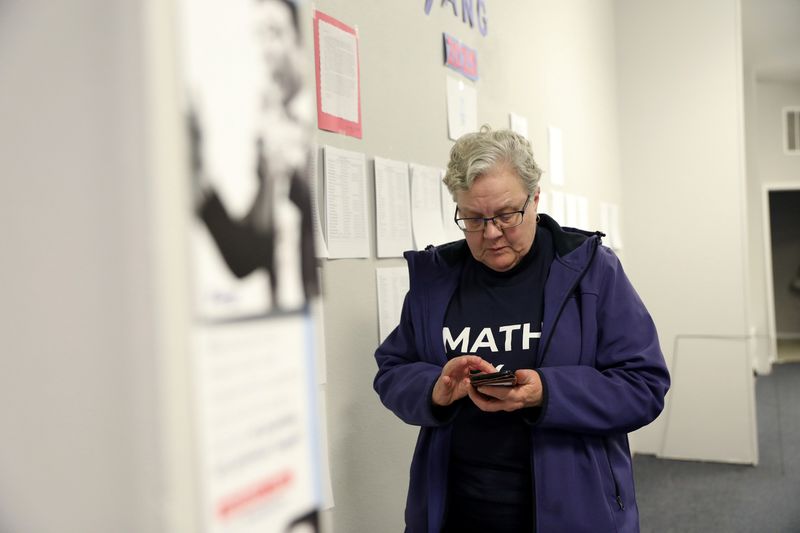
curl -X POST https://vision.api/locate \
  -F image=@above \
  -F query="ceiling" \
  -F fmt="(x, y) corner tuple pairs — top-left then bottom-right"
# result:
(741, 0), (800, 82)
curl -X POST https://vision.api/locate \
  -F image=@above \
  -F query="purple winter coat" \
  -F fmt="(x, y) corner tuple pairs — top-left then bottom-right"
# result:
(373, 214), (670, 533)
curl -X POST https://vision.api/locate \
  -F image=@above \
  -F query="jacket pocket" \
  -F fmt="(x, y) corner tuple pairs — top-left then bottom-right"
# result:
(602, 437), (625, 511)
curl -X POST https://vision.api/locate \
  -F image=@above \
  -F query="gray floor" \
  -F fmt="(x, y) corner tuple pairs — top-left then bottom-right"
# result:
(634, 362), (800, 533)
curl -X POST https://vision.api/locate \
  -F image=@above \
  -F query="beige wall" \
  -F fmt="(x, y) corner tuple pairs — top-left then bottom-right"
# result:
(0, 1), (166, 532)
(745, 79), (800, 366)
(615, 0), (754, 460)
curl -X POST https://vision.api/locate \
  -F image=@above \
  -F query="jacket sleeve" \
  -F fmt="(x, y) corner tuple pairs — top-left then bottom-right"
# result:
(534, 247), (670, 434)
(373, 293), (459, 427)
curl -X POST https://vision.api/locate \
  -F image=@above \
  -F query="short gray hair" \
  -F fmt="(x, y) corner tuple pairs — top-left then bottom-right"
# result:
(442, 125), (542, 199)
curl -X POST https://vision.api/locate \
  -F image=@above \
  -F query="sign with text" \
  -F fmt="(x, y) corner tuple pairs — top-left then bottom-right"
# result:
(314, 10), (362, 139)
(426, 0), (488, 36)
(443, 33), (478, 81)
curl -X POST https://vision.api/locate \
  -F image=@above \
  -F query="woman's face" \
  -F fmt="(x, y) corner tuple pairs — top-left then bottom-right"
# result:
(455, 165), (539, 272)
(254, 0), (297, 85)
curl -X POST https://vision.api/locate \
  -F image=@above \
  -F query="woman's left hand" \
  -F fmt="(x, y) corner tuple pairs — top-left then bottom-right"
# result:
(467, 369), (543, 412)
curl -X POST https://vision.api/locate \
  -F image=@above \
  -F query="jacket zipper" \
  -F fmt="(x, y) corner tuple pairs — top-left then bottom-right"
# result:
(537, 236), (600, 367)
(603, 437), (625, 511)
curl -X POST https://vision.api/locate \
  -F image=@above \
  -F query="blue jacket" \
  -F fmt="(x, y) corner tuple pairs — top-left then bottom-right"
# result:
(373, 215), (670, 532)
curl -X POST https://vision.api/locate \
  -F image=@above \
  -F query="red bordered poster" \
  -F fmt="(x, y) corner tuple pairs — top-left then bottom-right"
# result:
(313, 10), (362, 138)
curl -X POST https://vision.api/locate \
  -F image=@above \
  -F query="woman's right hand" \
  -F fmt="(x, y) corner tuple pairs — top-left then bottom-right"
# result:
(431, 355), (495, 407)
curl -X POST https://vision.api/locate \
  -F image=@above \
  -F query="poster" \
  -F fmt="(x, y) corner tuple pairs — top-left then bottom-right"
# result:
(323, 146), (370, 258)
(182, 0), (319, 320)
(410, 163), (447, 249)
(374, 157), (414, 258)
(178, 1), (323, 531)
(446, 76), (478, 141)
(193, 317), (320, 533)
(313, 10), (362, 138)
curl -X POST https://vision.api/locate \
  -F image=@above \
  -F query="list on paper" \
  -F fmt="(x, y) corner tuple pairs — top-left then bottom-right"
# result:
(324, 146), (370, 258)
(548, 126), (565, 186)
(509, 112), (529, 139)
(600, 202), (623, 250)
(410, 163), (447, 249)
(374, 157), (414, 258)
(565, 193), (579, 228)
(193, 316), (320, 532)
(440, 181), (464, 243)
(576, 195), (589, 229)
(446, 76), (478, 141)
(309, 145), (329, 258)
(318, 18), (359, 123)
(538, 191), (549, 218)
(550, 190), (566, 224)
(376, 266), (410, 343)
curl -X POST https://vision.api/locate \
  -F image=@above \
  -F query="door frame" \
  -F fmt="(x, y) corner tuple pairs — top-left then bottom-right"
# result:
(761, 183), (800, 366)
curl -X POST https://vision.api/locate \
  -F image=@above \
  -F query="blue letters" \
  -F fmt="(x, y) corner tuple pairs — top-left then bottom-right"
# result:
(461, 0), (474, 27)
(477, 0), (487, 36)
(424, 0), (487, 36)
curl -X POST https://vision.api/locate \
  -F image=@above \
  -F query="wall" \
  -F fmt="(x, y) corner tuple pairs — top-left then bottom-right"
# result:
(745, 80), (800, 361)
(0, 1), (166, 532)
(308, 1), (624, 531)
(614, 0), (754, 459)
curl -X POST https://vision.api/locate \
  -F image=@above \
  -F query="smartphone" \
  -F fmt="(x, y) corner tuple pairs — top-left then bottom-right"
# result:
(469, 368), (517, 387)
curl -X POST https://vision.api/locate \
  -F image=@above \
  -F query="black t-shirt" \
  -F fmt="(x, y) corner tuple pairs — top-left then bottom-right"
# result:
(442, 226), (554, 532)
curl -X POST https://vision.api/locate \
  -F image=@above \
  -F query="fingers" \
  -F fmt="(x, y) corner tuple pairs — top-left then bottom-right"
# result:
(467, 370), (543, 411)
(443, 354), (492, 377)
(467, 385), (507, 412)
(432, 374), (456, 407)
(465, 356), (497, 374)
(475, 384), (512, 401)
(514, 369), (538, 384)
(438, 357), (536, 410)
(433, 359), (477, 407)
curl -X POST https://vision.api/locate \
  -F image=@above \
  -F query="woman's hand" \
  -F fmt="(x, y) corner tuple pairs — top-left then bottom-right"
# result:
(467, 369), (543, 412)
(432, 355), (495, 407)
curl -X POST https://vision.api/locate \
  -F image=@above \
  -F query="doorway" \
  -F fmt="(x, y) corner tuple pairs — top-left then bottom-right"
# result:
(764, 186), (800, 363)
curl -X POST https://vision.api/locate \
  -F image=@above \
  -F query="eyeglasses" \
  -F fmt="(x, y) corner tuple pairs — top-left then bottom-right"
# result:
(454, 195), (531, 232)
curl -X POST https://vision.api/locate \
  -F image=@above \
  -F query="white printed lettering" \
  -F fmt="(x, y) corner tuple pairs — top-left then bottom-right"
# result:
(522, 322), (542, 350)
(443, 327), (471, 352)
(442, 322), (541, 353)
(470, 327), (498, 353)
(498, 324), (521, 351)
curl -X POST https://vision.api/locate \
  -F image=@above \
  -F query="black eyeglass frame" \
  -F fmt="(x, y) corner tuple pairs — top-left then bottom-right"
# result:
(453, 195), (532, 232)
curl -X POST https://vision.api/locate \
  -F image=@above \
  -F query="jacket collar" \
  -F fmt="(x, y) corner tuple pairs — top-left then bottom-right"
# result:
(424, 213), (603, 271)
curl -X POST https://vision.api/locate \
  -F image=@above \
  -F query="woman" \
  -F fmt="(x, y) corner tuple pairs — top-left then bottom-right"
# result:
(192, 0), (317, 312)
(373, 126), (670, 532)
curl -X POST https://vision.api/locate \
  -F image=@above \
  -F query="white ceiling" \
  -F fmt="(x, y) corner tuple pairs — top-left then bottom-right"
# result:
(741, 0), (800, 81)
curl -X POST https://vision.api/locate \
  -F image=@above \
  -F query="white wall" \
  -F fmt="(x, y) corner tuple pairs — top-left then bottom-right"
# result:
(755, 82), (800, 180)
(615, 0), (755, 461)
(0, 1), (168, 532)
(745, 80), (800, 363)
(310, 1), (624, 531)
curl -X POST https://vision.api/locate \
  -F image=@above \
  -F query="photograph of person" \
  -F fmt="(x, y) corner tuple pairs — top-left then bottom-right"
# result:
(373, 126), (670, 532)
(187, 0), (317, 319)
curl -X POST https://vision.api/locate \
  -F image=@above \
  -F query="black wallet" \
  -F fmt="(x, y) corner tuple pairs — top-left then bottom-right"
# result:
(469, 369), (517, 387)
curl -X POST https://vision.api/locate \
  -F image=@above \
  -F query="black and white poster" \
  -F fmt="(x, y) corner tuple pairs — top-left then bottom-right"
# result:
(178, 1), (323, 531)
(183, 0), (317, 320)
